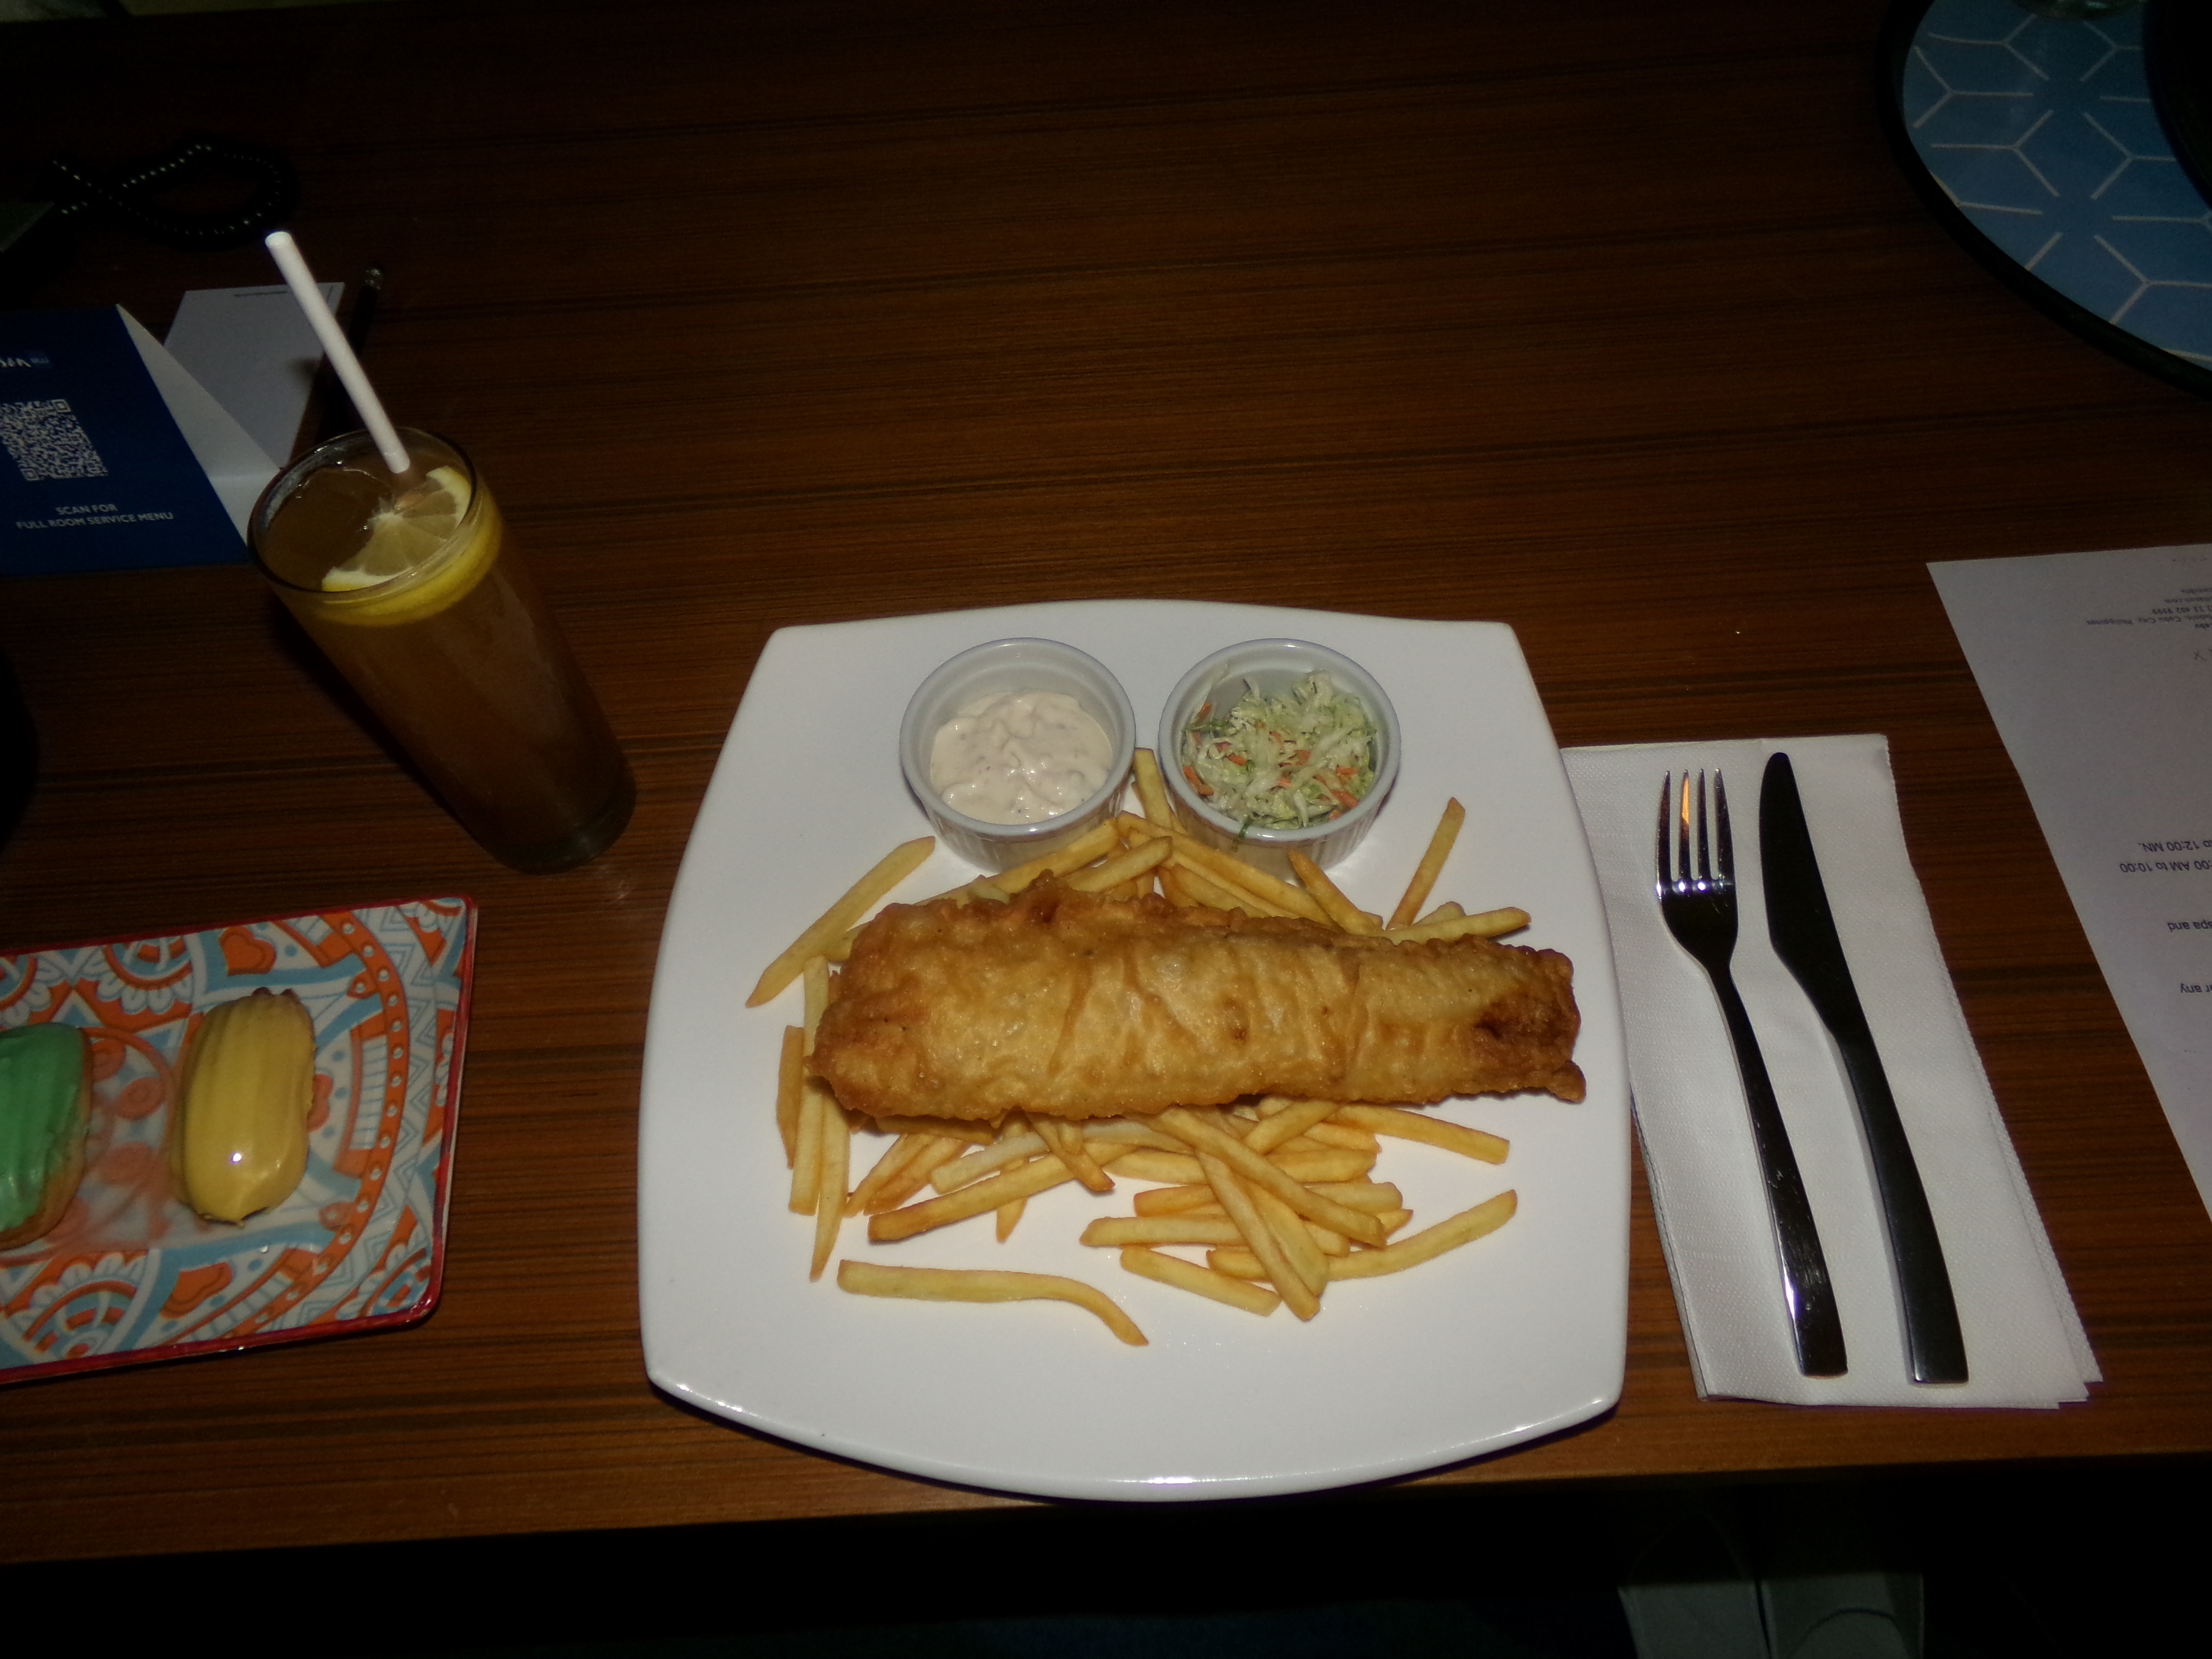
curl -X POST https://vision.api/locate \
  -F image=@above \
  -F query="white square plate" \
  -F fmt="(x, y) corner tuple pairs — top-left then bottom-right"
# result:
(640, 601), (1627, 1500)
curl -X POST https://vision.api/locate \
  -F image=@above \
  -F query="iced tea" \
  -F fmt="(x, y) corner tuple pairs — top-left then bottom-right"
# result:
(251, 429), (633, 872)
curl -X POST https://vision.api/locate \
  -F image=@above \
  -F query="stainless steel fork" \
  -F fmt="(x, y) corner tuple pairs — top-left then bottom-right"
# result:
(1656, 771), (1847, 1378)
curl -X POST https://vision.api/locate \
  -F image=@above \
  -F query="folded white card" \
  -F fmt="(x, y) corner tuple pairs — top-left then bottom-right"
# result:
(119, 312), (276, 536)
(1563, 735), (2096, 1407)
(164, 282), (339, 471)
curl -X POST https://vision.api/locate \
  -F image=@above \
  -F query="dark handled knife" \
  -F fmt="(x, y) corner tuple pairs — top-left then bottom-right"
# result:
(1760, 752), (1969, 1385)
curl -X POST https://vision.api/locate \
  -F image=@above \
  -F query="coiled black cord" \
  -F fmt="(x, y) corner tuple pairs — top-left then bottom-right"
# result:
(47, 135), (297, 252)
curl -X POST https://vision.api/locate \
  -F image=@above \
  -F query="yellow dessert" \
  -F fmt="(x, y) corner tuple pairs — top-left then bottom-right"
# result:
(176, 989), (317, 1224)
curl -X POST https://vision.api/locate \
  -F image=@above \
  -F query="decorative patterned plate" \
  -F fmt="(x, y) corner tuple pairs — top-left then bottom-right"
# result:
(0, 898), (475, 1382)
(1883, 0), (2212, 397)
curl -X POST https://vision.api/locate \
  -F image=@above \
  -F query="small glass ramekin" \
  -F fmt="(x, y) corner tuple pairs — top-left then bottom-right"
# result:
(1158, 637), (1400, 876)
(900, 638), (1137, 871)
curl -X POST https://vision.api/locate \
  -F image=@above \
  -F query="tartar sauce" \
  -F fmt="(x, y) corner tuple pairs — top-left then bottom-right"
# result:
(930, 691), (1113, 824)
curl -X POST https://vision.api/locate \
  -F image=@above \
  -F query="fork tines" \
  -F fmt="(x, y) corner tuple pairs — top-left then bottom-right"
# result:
(1656, 770), (1732, 897)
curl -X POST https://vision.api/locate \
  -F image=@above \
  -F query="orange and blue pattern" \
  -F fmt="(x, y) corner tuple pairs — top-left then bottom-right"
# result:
(0, 897), (474, 1381)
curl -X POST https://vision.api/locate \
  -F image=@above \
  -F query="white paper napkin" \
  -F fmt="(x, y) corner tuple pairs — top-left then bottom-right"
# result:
(1562, 735), (2097, 1407)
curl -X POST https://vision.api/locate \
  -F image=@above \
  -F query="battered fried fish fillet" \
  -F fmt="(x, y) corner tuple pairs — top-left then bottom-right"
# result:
(810, 883), (1582, 1121)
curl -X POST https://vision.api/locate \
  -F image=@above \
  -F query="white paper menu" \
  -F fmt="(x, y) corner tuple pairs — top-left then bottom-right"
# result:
(1931, 545), (2212, 1214)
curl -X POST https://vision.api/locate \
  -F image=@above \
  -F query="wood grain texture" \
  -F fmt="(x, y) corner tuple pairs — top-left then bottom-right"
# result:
(3, 0), (2210, 1562)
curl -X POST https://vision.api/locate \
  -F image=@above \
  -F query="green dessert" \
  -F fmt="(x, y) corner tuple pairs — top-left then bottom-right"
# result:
(0, 1024), (91, 1250)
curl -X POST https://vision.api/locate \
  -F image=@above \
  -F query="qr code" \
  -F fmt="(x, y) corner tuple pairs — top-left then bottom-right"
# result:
(0, 398), (109, 481)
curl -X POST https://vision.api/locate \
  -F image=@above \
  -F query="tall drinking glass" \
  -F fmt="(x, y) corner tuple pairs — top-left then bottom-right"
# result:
(250, 428), (634, 873)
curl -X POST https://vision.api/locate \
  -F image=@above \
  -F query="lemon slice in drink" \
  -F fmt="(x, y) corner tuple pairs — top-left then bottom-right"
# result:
(322, 466), (474, 592)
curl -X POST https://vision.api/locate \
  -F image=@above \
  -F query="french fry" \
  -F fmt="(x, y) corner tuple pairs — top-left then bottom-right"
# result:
(1131, 1183), (1227, 1217)
(790, 1077), (831, 1214)
(1157, 1108), (1387, 1245)
(844, 1131), (932, 1217)
(1132, 753), (1195, 905)
(1168, 837), (1333, 926)
(985, 1114), (1040, 1219)
(1307, 1180), (1406, 1214)
(1080, 1215), (1245, 1248)
(1332, 1104), (1509, 1164)
(1304, 1221), (1351, 1257)
(1116, 815), (1182, 899)
(1118, 1246), (1280, 1317)
(1117, 811), (1165, 843)
(868, 1134), (968, 1212)
(775, 1026), (805, 1167)
(1106, 827), (1177, 898)
(1244, 1095), (1340, 1154)
(1378, 1207), (1415, 1235)
(1150, 871), (1192, 906)
(1251, 1183), (1330, 1298)
(1388, 797), (1466, 929)
(1143, 1106), (1367, 1178)
(802, 956), (829, 1052)
(1326, 1190), (1515, 1278)
(1061, 836), (1173, 894)
(837, 1260), (1146, 1346)
(871, 1114), (997, 1145)
(1206, 1247), (1267, 1279)
(991, 820), (1122, 896)
(1298, 1120), (1379, 1154)
(1414, 901), (1464, 926)
(1207, 1196), (1505, 1281)
(1094, 1148), (1206, 1186)
(1380, 907), (1529, 944)
(810, 1102), (850, 1280)
(1175, 863), (1287, 916)
(933, 1130), (1048, 1193)
(869, 1143), (1134, 1241)
(1287, 851), (1382, 936)
(1131, 749), (1181, 830)
(1035, 1116), (1115, 1194)
(1080, 1118), (1191, 1154)
(1199, 1152), (1320, 1320)
(1271, 1148), (1376, 1184)
(749, 836), (935, 1006)
(1106, 818), (1151, 899)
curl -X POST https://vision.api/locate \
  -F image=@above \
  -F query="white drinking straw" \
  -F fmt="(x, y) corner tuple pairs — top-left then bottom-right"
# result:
(263, 230), (413, 477)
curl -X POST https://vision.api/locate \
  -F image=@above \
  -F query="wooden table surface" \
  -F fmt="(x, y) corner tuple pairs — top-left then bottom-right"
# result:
(3, 0), (2209, 1565)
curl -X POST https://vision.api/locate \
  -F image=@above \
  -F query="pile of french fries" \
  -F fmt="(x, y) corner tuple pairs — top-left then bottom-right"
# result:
(749, 751), (1526, 1346)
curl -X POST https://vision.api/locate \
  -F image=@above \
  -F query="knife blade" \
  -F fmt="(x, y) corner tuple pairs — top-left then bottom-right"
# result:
(1760, 751), (1969, 1385)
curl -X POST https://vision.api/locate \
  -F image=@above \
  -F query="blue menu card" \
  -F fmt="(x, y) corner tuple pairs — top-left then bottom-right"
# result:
(1, 307), (277, 577)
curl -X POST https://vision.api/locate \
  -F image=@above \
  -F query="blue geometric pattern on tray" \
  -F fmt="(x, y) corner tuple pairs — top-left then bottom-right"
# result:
(1902, 0), (2211, 366)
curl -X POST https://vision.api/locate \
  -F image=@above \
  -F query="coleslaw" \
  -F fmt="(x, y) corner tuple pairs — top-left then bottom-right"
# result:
(1178, 672), (1378, 831)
